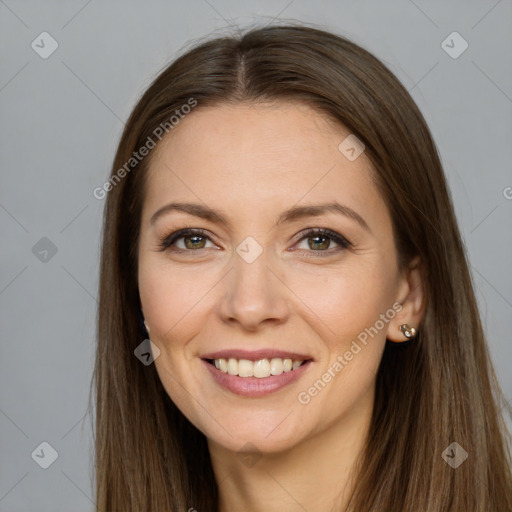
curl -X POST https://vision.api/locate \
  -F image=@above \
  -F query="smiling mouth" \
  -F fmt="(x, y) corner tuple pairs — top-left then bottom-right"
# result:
(204, 357), (311, 378)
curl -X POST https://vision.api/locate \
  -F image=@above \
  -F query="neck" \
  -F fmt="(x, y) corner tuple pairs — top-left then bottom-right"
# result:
(208, 385), (374, 512)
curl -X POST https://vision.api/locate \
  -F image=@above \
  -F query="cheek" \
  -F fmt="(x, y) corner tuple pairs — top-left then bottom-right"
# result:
(289, 265), (394, 428)
(138, 261), (208, 417)
(138, 259), (211, 341)
(288, 259), (397, 349)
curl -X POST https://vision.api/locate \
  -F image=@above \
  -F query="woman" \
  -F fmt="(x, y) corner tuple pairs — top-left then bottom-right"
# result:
(92, 24), (512, 511)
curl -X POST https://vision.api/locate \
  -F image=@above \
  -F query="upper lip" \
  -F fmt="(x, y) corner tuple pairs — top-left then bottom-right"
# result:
(201, 349), (313, 361)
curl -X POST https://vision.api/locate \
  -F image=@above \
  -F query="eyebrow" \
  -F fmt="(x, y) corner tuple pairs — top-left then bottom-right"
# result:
(150, 201), (371, 233)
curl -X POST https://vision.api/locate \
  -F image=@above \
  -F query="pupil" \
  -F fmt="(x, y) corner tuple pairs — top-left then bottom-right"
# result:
(186, 236), (205, 249)
(310, 236), (329, 250)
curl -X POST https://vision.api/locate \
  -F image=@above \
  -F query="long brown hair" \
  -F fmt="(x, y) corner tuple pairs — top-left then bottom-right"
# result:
(91, 24), (512, 511)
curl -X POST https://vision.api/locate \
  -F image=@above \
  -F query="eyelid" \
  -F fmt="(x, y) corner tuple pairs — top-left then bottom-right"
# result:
(158, 227), (352, 254)
(291, 228), (352, 252)
(158, 228), (215, 251)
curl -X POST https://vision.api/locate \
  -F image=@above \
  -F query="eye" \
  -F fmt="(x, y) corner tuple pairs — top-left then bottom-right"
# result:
(158, 227), (352, 256)
(293, 228), (351, 256)
(159, 228), (216, 252)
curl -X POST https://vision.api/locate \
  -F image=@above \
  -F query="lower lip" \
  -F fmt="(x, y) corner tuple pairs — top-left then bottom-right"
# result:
(202, 359), (312, 397)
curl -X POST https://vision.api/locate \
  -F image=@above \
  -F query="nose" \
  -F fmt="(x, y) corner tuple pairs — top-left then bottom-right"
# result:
(217, 248), (290, 331)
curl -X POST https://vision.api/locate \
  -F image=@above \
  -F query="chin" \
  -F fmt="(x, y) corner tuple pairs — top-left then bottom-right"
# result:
(193, 404), (316, 455)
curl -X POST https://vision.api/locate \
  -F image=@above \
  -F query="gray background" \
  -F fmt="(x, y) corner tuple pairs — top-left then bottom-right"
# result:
(1, 1), (511, 510)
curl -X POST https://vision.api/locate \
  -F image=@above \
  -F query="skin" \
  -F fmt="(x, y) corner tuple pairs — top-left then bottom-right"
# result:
(138, 102), (424, 512)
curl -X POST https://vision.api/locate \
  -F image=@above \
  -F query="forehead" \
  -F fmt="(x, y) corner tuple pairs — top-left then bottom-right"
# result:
(142, 102), (388, 232)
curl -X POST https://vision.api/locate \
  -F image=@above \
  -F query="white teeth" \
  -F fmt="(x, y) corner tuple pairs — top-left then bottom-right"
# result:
(253, 359), (271, 378)
(238, 359), (253, 377)
(227, 358), (238, 375)
(211, 357), (305, 378)
(292, 360), (302, 370)
(270, 358), (284, 375)
(218, 358), (228, 373)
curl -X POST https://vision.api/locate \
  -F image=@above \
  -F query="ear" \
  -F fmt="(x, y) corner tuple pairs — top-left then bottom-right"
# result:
(138, 299), (150, 334)
(386, 256), (425, 342)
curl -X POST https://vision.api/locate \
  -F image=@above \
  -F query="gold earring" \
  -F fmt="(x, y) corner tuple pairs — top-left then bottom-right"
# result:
(399, 324), (416, 339)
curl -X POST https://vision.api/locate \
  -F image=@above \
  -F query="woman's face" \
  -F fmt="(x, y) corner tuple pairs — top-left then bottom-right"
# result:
(138, 102), (416, 453)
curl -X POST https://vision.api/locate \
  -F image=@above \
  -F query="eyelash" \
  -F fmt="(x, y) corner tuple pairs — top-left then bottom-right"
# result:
(158, 228), (352, 256)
